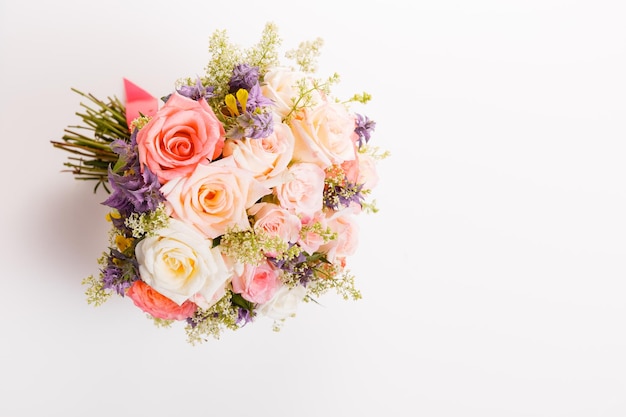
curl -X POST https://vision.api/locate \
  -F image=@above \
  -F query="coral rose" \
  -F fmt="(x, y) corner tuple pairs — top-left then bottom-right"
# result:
(137, 92), (225, 184)
(126, 280), (198, 321)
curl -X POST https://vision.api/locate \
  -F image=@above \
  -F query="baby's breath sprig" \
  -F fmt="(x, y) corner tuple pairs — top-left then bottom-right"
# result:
(284, 37), (324, 73)
(343, 91), (373, 105)
(81, 274), (112, 306)
(185, 292), (240, 344)
(244, 21), (282, 75)
(51, 89), (129, 193)
(220, 228), (289, 265)
(360, 144), (391, 161)
(203, 22), (282, 110)
(82, 253), (113, 306)
(306, 266), (362, 301)
(282, 73), (341, 123)
(124, 204), (170, 238)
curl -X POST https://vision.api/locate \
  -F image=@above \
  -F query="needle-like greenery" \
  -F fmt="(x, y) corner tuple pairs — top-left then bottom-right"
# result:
(51, 89), (130, 193)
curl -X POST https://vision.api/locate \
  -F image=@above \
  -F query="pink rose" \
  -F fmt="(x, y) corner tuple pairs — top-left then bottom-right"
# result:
(274, 162), (325, 217)
(137, 93), (225, 183)
(222, 122), (295, 188)
(126, 280), (198, 321)
(249, 202), (301, 246)
(231, 262), (281, 304)
(160, 156), (271, 239)
(289, 102), (357, 169)
(297, 214), (327, 255)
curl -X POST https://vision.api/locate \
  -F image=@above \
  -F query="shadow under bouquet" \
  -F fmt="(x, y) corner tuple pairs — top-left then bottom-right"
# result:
(52, 22), (388, 344)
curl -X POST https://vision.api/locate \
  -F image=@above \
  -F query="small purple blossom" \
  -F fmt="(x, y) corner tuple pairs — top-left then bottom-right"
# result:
(269, 251), (315, 286)
(101, 249), (139, 296)
(323, 180), (364, 210)
(229, 64), (260, 92)
(236, 308), (254, 326)
(226, 111), (274, 140)
(176, 78), (215, 101)
(354, 113), (376, 148)
(102, 132), (165, 216)
(244, 83), (274, 111)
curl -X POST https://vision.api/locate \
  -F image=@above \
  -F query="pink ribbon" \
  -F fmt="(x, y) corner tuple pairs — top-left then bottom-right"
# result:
(123, 78), (158, 130)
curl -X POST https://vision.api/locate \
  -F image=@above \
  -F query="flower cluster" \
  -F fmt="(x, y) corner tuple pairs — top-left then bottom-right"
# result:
(53, 23), (388, 344)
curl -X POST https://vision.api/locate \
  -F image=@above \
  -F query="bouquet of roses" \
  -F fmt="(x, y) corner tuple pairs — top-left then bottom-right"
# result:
(51, 22), (387, 344)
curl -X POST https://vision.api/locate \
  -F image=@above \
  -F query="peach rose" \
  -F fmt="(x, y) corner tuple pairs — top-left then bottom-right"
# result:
(274, 162), (325, 217)
(319, 208), (359, 263)
(231, 261), (281, 304)
(249, 202), (301, 245)
(289, 102), (357, 169)
(160, 156), (271, 239)
(137, 92), (225, 183)
(356, 152), (379, 191)
(126, 280), (198, 321)
(222, 122), (295, 188)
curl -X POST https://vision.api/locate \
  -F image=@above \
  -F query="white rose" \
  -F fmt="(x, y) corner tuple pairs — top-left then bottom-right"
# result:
(222, 122), (295, 188)
(261, 67), (322, 120)
(257, 284), (307, 320)
(135, 218), (231, 306)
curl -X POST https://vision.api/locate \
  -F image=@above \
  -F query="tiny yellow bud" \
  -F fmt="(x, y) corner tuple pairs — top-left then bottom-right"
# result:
(224, 94), (239, 116)
(235, 88), (249, 113)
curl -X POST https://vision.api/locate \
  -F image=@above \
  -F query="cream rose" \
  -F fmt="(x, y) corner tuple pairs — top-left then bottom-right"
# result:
(257, 284), (307, 320)
(160, 156), (271, 239)
(274, 162), (325, 217)
(261, 67), (322, 120)
(222, 122), (295, 188)
(289, 102), (357, 169)
(134, 218), (231, 306)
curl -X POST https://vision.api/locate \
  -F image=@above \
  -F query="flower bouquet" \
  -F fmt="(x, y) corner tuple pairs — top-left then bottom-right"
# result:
(51, 22), (388, 344)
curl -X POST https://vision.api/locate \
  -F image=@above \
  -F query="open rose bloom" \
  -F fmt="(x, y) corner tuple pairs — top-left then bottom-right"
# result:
(61, 23), (386, 344)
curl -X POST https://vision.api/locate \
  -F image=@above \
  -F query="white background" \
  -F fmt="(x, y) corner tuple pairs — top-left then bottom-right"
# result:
(1, 1), (625, 416)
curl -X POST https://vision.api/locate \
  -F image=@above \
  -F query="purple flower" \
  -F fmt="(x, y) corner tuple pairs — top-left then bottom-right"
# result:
(226, 111), (274, 140)
(176, 78), (215, 101)
(101, 249), (139, 296)
(323, 180), (364, 210)
(269, 251), (315, 286)
(354, 113), (376, 148)
(244, 83), (274, 111)
(102, 132), (165, 216)
(236, 308), (254, 326)
(229, 64), (260, 92)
